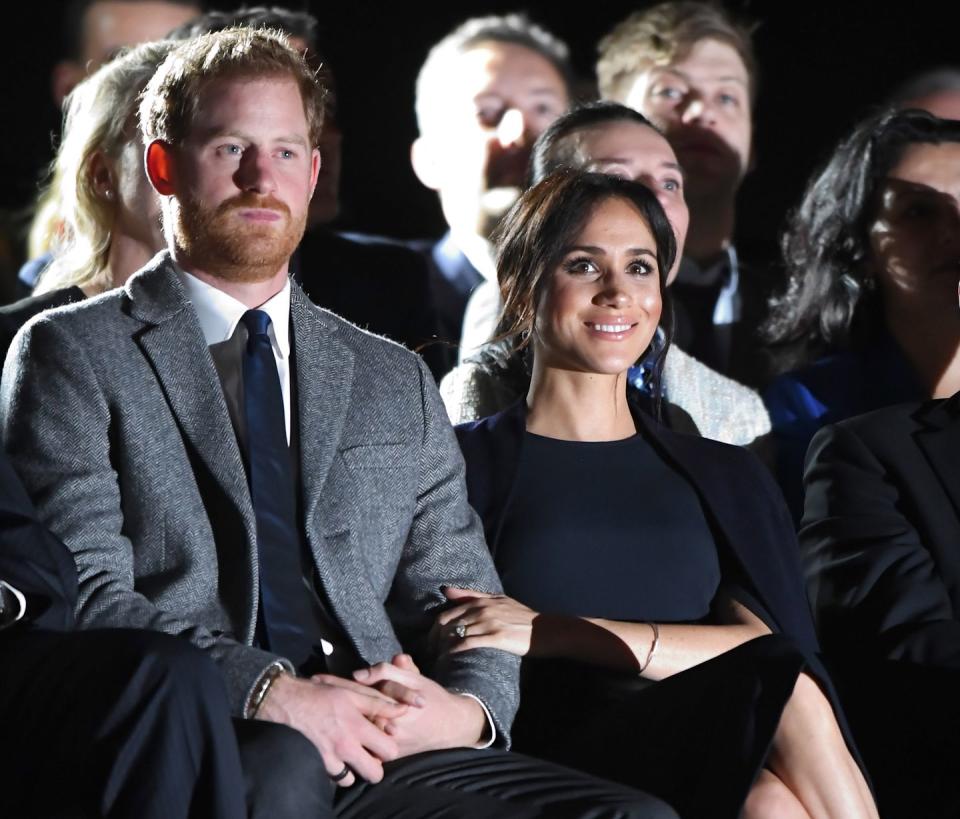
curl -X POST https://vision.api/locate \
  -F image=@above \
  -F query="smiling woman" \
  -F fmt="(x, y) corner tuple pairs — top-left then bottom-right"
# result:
(492, 171), (674, 412)
(450, 169), (878, 819)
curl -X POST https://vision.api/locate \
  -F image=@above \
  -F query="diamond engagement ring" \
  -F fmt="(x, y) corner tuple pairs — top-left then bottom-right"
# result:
(454, 623), (468, 639)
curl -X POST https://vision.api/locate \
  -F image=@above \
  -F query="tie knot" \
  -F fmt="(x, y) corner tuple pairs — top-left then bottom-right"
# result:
(241, 309), (272, 339)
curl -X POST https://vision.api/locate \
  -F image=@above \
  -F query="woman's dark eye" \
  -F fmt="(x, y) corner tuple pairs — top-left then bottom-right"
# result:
(628, 261), (654, 276)
(564, 257), (598, 275)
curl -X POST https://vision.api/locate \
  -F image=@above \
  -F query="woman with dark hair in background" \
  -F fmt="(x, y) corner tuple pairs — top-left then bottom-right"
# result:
(443, 169), (877, 819)
(762, 108), (960, 518)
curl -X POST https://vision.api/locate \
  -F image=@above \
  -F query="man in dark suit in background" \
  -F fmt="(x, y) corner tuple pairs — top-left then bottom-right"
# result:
(801, 396), (960, 818)
(596, 2), (771, 387)
(407, 14), (573, 354)
(1, 26), (675, 819)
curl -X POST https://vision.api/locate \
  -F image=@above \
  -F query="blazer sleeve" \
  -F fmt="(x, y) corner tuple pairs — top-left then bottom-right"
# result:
(1, 317), (286, 714)
(0, 452), (77, 632)
(800, 421), (960, 667)
(388, 357), (519, 746)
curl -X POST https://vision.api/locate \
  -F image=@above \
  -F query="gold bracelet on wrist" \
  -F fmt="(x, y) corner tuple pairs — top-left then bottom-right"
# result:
(637, 622), (660, 675)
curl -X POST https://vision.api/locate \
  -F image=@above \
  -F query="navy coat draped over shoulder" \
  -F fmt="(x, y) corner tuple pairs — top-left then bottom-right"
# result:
(455, 399), (820, 658)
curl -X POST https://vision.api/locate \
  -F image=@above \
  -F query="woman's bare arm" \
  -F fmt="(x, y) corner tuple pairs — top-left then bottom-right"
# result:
(439, 587), (770, 678)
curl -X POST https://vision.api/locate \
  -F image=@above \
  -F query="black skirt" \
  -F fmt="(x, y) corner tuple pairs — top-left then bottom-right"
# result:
(512, 633), (807, 819)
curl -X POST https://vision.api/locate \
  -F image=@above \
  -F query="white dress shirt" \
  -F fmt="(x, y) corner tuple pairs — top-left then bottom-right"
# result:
(178, 269), (293, 443)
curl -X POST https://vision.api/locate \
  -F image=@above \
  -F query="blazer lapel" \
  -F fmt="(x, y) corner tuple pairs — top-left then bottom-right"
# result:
(289, 289), (355, 527)
(914, 396), (960, 526)
(128, 256), (254, 531)
(289, 291), (368, 647)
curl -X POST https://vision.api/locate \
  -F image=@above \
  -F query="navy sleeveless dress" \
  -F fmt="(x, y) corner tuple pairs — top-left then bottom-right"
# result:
(496, 431), (808, 819)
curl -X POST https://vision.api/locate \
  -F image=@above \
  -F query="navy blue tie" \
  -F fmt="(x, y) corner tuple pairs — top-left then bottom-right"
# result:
(241, 309), (324, 670)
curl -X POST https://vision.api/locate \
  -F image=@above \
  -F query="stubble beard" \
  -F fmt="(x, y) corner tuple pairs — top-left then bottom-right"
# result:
(173, 192), (306, 283)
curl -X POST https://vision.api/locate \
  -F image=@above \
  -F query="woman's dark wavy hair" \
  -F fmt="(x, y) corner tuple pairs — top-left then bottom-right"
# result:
(763, 108), (960, 366)
(478, 169), (676, 412)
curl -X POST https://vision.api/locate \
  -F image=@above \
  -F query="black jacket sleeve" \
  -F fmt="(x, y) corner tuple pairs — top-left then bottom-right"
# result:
(800, 422), (960, 667)
(0, 452), (77, 632)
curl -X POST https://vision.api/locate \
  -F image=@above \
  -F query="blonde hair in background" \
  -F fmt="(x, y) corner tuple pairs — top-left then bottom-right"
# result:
(596, 1), (757, 105)
(32, 40), (177, 295)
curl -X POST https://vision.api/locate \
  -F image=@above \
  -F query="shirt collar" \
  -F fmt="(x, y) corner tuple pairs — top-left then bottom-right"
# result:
(177, 267), (291, 359)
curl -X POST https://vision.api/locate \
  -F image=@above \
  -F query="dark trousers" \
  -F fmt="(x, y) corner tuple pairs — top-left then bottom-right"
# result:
(832, 659), (960, 819)
(0, 628), (246, 818)
(330, 747), (678, 818)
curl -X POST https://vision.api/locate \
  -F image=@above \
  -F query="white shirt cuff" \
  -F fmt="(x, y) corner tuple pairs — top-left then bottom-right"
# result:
(457, 692), (497, 749)
(0, 580), (27, 630)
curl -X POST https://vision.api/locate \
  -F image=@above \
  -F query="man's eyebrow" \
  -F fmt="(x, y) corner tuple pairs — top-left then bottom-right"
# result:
(276, 134), (310, 147)
(652, 67), (747, 87)
(192, 128), (309, 147)
(474, 87), (563, 102)
(528, 87), (565, 97)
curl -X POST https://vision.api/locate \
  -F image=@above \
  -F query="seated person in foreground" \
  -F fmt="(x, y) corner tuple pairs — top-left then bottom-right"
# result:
(444, 170), (877, 819)
(800, 393), (960, 818)
(762, 109), (960, 518)
(0, 28), (674, 819)
(0, 449), (248, 819)
(442, 102), (770, 449)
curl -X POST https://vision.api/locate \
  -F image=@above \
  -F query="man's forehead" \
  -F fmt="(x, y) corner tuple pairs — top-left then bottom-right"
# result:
(82, 1), (198, 65)
(453, 41), (567, 97)
(187, 75), (310, 138)
(649, 39), (749, 86)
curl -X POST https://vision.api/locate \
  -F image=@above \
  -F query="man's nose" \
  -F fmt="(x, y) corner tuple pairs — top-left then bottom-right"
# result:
(496, 108), (529, 149)
(236, 148), (277, 193)
(679, 95), (712, 125)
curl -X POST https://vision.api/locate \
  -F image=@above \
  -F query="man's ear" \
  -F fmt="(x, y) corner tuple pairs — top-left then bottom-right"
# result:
(145, 140), (176, 196)
(309, 147), (321, 197)
(51, 60), (84, 109)
(410, 136), (442, 191)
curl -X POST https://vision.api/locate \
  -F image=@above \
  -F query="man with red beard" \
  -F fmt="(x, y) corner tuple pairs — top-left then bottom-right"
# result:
(0, 27), (676, 819)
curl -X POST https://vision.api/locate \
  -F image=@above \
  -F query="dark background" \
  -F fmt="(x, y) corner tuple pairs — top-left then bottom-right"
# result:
(2, 0), (957, 274)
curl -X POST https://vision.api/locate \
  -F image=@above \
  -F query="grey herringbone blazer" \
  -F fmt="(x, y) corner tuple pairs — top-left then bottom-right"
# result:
(0, 252), (519, 736)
